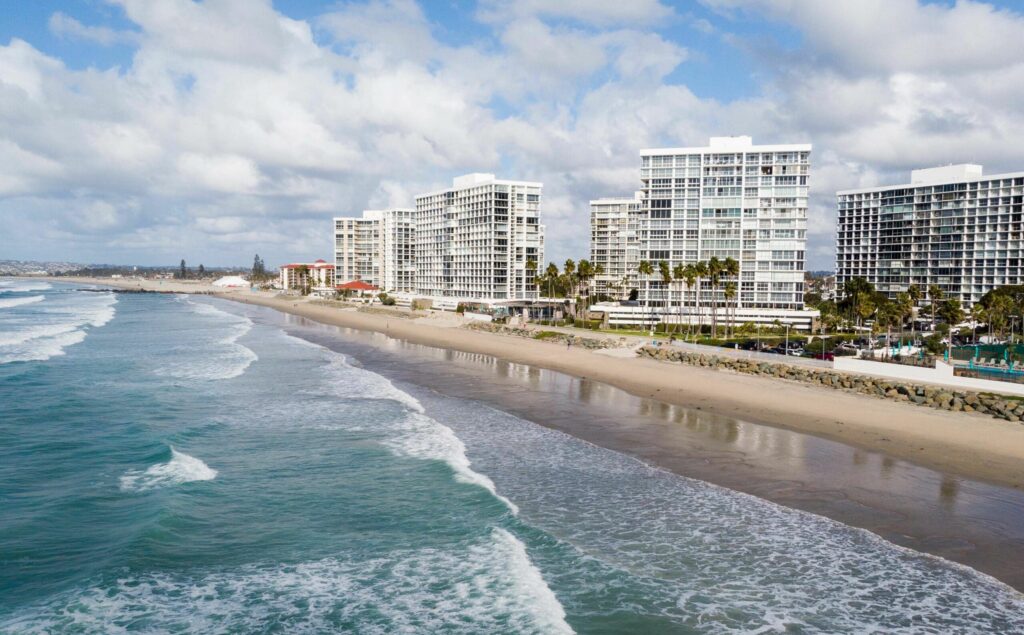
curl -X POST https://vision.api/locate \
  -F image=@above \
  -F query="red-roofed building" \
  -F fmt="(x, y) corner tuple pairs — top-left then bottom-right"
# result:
(280, 259), (334, 293)
(335, 279), (379, 297)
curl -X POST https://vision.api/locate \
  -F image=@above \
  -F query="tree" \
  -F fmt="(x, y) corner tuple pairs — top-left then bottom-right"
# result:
(970, 303), (987, 344)
(927, 284), (944, 331)
(895, 292), (912, 349)
(198, 264), (205, 279)
(707, 257), (723, 337)
(672, 263), (687, 336)
(907, 284), (922, 343)
(525, 259), (538, 297)
(252, 254), (266, 281)
(723, 281), (738, 339)
(658, 260), (672, 330)
(545, 262), (559, 299)
(637, 260), (654, 330)
(693, 261), (708, 337)
(295, 264), (311, 295)
(179, 259), (187, 280)
(938, 299), (964, 358)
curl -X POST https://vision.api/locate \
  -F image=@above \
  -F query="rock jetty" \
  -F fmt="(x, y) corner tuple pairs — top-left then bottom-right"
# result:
(638, 345), (1024, 423)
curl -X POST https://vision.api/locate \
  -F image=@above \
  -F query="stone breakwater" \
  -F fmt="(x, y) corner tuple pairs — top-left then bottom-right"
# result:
(465, 322), (628, 350)
(639, 346), (1024, 423)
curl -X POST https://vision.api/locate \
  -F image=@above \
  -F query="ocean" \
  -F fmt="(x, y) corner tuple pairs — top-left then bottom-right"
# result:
(1, 280), (1023, 634)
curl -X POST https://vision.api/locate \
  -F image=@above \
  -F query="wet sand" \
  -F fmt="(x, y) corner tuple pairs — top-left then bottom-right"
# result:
(258, 306), (1024, 593)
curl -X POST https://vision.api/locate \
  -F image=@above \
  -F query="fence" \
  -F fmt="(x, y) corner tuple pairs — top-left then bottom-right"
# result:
(666, 340), (834, 369)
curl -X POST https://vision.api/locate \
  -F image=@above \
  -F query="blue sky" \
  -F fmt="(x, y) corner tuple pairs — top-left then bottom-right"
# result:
(2, 0), (1024, 269)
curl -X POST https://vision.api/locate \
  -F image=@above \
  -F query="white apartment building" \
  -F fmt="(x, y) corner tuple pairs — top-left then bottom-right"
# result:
(836, 164), (1024, 307)
(590, 193), (642, 299)
(625, 136), (815, 328)
(334, 209), (416, 293)
(414, 173), (544, 302)
(334, 211), (381, 286)
(279, 259), (334, 292)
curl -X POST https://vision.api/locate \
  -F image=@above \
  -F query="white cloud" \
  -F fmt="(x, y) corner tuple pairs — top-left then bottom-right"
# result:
(48, 12), (139, 47)
(5, 0), (1024, 271)
(477, 0), (675, 27)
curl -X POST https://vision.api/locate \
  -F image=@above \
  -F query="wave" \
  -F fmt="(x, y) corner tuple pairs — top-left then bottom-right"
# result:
(0, 292), (116, 365)
(1, 528), (572, 634)
(428, 402), (1024, 633)
(0, 294), (44, 309)
(119, 448), (218, 492)
(0, 281), (51, 293)
(386, 413), (519, 515)
(153, 300), (257, 380)
(302, 336), (517, 515)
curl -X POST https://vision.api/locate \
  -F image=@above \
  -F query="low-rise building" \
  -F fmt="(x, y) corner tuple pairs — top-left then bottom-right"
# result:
(280, 259), (334, 293)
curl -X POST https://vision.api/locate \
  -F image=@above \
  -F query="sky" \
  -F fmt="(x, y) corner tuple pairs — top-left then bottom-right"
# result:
(2, 0), (1024, 269)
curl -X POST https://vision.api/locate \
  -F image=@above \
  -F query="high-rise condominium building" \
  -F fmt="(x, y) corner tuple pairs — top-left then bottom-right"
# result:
(589, 193), (642, 299)
(414, 173), (544, 301)
(637, 136), (811, 313)
(334, 209), (415, 293)
(836, 164), (1024, 307)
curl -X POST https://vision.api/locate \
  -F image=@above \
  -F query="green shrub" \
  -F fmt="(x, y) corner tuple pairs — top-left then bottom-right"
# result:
(534, 331), (561, 340)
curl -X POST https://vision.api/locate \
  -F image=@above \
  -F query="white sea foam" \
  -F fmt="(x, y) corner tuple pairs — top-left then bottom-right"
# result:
(300, 336), (517, 514)
(385, 413), (519, 515)
(2, 528), (572, 635)
(0, 281), (51, 293)
(423, 400), (1024, 633)
(119, 448), (218, 492)
(154, 300), (257, 380)
(0, 291), (116, 365)
(0, 294), (44, 309)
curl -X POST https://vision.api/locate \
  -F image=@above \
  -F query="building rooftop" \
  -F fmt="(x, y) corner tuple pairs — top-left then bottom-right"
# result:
(641, 136), (811, 155)
(415, 173), (543, 199)
(838, 164), (1024, 195)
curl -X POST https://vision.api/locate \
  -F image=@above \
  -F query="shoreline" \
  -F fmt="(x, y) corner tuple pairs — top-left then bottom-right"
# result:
(51, 276), (1024, 491)
(42, 276), (1024, 590)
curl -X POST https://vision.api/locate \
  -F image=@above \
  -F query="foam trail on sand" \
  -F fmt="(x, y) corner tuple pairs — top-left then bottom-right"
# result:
(0, 295), (44, 309)
(120, 447), (218, 492)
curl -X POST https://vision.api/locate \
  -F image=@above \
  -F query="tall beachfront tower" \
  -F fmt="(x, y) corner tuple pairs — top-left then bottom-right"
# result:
(589, 193), (643, 299)
(638, 136), (811, 314)
(414, 173), (544, 301)
(333, 209), (415, 292)
(836, 164), (1024, 307)
(334, 211), (381, 286)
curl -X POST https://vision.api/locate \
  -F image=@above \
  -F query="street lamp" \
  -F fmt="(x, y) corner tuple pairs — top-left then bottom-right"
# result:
(785, 323), (791, 356)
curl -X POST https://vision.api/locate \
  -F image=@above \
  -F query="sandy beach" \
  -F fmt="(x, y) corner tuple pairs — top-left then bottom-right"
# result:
(57, 276), (1024, 492)
(44, 276), (1024, 589)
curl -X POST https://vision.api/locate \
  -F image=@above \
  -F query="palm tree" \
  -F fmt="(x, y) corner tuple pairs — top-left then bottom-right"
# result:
(707, 257), (723, 338)
(672, 264), (686, 336)
(680, 264), (697, 340)
(895, 292), (912, 352)
(723, 257), (740, 338)
(577, 259), (594, 311)
(693, 261), (708, 338)
(928, 284), (944, 332)
(970, 303), (986, 345)
(907, 284), (922, 344)
(723, 281), (738, 339)
(545, 262), (559, 299)
(637, 260), (654, 331)
(295, 264), (311, 295)
(658, 261), (672, 334)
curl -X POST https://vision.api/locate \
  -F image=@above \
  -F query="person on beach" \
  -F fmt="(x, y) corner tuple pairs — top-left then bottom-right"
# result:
(567, 338), (572, 349)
